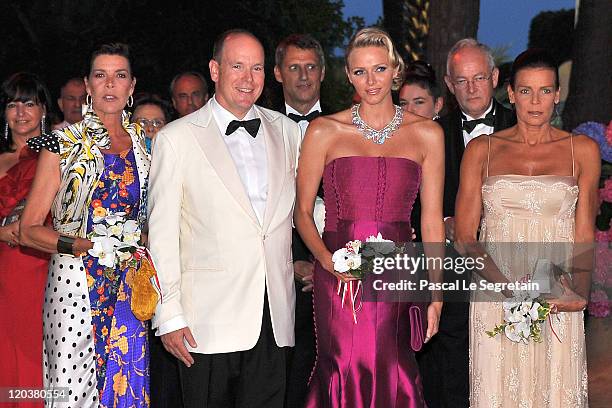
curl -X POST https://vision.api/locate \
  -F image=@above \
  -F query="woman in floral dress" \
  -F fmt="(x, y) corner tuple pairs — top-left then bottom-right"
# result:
(20, 43), (151, 407)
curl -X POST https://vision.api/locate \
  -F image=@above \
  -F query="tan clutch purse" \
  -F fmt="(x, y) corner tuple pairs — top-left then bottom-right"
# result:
(130, 249), (160, 321)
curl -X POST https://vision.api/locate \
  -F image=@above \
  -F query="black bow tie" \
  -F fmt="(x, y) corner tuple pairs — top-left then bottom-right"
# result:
(288, 111), (321, 123)
(225, 118), (261, 138)
(462, 111), (495, 133)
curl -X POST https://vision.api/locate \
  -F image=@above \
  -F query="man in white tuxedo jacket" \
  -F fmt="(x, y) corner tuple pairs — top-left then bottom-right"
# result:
(148, 29), (301, 408)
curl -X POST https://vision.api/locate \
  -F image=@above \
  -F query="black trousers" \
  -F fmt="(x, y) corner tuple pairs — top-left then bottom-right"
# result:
(416, 301), (469, 408)
(150, 327), (184, 408)
(178, 293), (287, 408)
(285, 285), (315, 408)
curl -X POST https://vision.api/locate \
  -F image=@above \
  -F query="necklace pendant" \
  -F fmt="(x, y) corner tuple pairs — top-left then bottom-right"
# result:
(351, 104), (403, 145)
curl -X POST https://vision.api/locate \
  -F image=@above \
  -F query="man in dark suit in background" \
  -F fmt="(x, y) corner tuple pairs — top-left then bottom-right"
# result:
(417, 38), (516, 408)
(274, 33), (325, 408)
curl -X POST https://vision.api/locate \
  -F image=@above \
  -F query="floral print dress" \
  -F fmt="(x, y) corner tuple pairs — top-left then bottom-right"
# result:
(42, 148), (149, 408)
(84, 149), (149, 406)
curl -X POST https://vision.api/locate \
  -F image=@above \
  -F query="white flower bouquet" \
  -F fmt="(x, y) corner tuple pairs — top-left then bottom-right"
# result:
(486, 290), (553, 343)
(331, 233), (404, 323)
(332, 233), (399, 279)
(88, 210), (161, 320)
(88, 211), (141, 268)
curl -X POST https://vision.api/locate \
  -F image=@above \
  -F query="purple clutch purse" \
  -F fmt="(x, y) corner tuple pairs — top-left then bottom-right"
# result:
(409, 303), (428, 352)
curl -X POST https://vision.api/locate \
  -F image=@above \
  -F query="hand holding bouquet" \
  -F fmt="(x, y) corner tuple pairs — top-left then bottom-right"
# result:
(331, 233), (400, 323)
(331, 233), (399, 279)
(88, 211), (141, 269)
(486, 290), (553, 343)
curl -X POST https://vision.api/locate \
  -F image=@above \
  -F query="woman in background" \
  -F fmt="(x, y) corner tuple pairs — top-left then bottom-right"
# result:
(399, 61), (445, 242)
(131, 93), (171, 152)
(399, 60), (443, 120)
(0, 72), (51, 408)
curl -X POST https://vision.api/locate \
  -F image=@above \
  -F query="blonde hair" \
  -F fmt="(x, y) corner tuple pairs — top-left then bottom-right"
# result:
(345, 27), (405, 90)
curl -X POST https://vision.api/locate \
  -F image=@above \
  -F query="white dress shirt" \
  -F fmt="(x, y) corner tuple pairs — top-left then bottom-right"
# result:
(155, 97), (268, 336)
(461, 101), (494, 147)
(211, 96), (268, 224)
(285, 100), (321, 137)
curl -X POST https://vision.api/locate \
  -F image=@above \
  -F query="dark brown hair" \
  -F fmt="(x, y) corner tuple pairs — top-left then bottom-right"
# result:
(510, 48), (559, 90)
(89, 43), (133, 77)
(1, 72), (52, 153)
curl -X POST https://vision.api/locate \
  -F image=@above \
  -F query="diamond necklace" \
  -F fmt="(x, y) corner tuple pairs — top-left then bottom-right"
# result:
(351, 103), (403, 145)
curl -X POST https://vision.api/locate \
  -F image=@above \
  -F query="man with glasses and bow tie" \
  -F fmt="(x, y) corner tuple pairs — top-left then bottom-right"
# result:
(148, 28), (301, 408)
(416, 38), (516, 408)
(273, 33), (325, 407)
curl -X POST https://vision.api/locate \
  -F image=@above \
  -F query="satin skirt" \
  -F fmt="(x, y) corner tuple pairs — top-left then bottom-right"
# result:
(305, 220), (426, 408)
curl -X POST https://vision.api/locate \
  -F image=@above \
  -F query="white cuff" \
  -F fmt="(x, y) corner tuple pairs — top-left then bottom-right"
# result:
(155, 315), (188, 336)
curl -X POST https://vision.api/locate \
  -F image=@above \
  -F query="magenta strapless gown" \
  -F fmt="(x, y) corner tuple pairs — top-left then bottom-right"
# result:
(305, 156), (426, 408)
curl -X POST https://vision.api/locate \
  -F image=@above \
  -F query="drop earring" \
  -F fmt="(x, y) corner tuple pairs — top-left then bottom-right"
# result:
(552, 102), (560, 121)
(41, 114), (46, 135)
(4, 123), (8, 141)
(433, 112), (440, 120)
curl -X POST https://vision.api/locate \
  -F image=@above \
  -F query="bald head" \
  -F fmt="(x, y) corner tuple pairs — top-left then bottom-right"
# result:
(444, 40), (499, 118)
(213, 29), (263, 63)
(209, 30), (265, 118)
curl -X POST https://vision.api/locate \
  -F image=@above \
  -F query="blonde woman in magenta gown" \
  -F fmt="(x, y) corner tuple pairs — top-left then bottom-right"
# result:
(455, 49), (599, 407)
(295, 28), (445, 408)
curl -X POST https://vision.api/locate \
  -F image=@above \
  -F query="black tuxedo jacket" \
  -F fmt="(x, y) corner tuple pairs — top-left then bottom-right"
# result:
(440, 99), (516, 217)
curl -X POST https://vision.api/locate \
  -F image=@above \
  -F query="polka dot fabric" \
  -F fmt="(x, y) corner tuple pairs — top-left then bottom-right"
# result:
(27, 133), (60, 154)
(42, 254), (98, 407)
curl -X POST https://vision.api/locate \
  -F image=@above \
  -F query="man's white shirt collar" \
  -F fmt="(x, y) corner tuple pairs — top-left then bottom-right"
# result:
(211, 95), (258, 135)
(461, 100), (495, 146)
(286, 100), (321, 136)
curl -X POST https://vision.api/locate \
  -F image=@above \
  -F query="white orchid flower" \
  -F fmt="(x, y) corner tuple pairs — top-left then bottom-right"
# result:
(504, 307), (525, 323)
(90, 230), (121, 247)
(104, 211), (126, 226)
(88, 239), (118, 268)
(529, 302), (541, 321)
(92, 223), (111, 237)
(122, 220), (141, 245)
(108, 223), (124, 238)
(504, 320), (530, 343)
(504, 323), (522, 343)
(516, 319), (531, 340)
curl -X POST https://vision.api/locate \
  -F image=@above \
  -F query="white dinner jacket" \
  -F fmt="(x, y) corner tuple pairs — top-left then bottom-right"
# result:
(148, 102), (302, 354)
